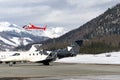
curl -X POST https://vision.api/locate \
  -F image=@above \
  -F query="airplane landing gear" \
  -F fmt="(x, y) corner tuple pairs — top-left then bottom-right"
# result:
(43, 62), (49, 65)
(9, 62), (16, 66)
(9, 62), (13, 66)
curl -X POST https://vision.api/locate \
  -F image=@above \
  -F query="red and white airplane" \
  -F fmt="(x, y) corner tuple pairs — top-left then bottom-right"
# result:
(23, 24), (46, 31)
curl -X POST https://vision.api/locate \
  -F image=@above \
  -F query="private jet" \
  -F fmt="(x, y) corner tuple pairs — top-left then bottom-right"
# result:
(0, 44), (57, 66)
(0, 40), (83, 66)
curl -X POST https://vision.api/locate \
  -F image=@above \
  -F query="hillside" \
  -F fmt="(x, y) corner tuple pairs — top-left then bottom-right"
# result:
(42, 3), (120, 53)
(0, 22), (48, 51)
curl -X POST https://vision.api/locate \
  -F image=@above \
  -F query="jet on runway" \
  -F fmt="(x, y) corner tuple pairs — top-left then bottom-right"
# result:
(0, 44), (56, 66)
(0, 40), (83, 66)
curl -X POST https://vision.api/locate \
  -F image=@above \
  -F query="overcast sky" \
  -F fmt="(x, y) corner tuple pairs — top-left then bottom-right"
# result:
(0, 0), (119, 31)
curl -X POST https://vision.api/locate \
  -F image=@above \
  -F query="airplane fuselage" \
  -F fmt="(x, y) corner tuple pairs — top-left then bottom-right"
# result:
(0, 50), (51, 66)
(1, 52), (46, 61)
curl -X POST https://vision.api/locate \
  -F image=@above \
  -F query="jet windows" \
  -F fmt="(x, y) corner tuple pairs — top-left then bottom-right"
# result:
(12, 53), (20, 56)
(29, 53), (39, 56)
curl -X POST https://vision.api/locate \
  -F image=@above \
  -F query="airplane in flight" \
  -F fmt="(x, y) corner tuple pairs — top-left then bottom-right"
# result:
(23, 24), (46, 31)
(0, 40), (83, 66)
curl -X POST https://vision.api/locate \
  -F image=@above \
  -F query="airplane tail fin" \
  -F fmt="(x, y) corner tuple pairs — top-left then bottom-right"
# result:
(70, 40), (83, 56)
(74, 40), (83, 47)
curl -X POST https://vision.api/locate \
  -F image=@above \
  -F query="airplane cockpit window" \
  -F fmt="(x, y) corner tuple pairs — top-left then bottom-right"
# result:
(39, 50), (48, 55)
(43, 51), (49, 55)
(12, 53), (20, 56)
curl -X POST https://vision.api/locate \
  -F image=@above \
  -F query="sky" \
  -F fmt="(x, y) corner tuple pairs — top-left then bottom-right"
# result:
(0, 0), (120, 38)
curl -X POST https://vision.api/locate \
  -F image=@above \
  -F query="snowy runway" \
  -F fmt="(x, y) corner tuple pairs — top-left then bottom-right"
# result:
(56, 52), (120, 64)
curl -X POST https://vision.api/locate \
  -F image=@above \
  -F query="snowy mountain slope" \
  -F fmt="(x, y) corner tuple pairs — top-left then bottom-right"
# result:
(0, 22), (48, 51)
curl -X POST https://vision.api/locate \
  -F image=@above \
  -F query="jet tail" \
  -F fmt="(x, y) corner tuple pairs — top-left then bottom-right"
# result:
(70, 40), (83, 56)
(74, 40), (83, 47)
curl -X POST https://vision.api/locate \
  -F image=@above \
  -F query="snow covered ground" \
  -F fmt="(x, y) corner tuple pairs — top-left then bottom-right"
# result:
(56, 51), (120, 64)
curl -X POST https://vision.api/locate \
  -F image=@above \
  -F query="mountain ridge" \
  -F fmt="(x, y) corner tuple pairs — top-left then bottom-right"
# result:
(41, 3), (120, 53)
(0, 22), (48, 51)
